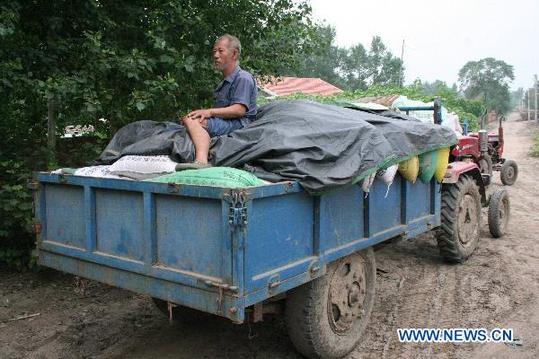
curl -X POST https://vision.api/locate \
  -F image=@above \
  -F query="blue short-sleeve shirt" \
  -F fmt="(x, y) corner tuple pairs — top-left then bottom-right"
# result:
(207, 66), (257, 137)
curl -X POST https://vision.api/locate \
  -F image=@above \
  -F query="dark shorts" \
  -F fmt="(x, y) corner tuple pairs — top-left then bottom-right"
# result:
(206, 117), (251, 138)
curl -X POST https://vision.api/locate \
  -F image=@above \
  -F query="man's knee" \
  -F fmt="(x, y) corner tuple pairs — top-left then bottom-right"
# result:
(183, 118), (199, 130)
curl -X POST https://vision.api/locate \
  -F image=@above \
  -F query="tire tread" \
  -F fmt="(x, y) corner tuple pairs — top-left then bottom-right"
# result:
(436, 176), (481, 263)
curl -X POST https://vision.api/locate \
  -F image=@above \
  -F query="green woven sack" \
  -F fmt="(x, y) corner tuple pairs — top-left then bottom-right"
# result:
(146, 167), (266, 188)
(418, 150), (439, 183)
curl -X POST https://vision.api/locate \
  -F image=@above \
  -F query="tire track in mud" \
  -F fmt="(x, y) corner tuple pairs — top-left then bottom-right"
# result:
(378, 245), (451, 359)
(353, 209), (526, 359)
(351, 237), (456, 359)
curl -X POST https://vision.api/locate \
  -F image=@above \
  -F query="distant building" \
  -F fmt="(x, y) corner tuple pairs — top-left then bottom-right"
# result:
(259, 77), (343, 98)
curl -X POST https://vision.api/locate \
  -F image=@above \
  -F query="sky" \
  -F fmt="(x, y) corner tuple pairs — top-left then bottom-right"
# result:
(309, 0), (538, 90)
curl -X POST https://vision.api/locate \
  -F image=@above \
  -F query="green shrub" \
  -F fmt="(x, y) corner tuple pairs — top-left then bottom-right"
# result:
(0, 160), (35, 270)
(531, 134), (539, 157)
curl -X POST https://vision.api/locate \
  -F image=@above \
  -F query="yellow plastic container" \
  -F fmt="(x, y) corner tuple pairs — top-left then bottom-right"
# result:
(434, 147), (450, 182)
(398, 156), (419, 183)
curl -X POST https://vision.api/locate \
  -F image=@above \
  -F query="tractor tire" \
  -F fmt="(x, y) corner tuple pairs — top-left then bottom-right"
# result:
(437, 175), (481, 263)
(500, 160), (518, 186)
(488, 189), (510, 238)
(478, 154), (493, 186)
(478, 154), (493, 177)
(152, 298), (210, 324)
(285, 249), (376, 359)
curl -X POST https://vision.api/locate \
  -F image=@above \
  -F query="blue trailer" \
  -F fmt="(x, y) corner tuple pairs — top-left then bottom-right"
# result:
(32, 167), (485, 358)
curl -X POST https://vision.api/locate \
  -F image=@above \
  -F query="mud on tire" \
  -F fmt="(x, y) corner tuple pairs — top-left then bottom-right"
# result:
(285, 248), (376, 359)
(488, 189), (510, 238)
(437, 175), (482, 263)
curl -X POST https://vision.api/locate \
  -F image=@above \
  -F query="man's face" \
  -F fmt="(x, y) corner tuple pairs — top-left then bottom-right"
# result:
(213, 39), (236, 71)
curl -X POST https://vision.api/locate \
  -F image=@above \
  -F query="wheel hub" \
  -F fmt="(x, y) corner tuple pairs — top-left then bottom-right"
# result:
(327, 255), (367, 333)
(505, 167), (514, 180)
(348, 283), (361, 306)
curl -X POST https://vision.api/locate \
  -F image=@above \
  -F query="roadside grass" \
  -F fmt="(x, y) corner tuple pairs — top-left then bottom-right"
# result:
(531, 134), (539, 157)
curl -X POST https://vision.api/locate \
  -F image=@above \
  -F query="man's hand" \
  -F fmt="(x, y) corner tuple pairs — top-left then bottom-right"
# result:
(181, 109), (212, 128)
(186, 109), (212, 121)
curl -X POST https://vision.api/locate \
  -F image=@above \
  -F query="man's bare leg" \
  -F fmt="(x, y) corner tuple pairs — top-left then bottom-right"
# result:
(183, 118), (210, 164)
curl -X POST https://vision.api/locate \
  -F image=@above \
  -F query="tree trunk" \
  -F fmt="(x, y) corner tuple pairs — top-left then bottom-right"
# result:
(47, 98), (57, 167)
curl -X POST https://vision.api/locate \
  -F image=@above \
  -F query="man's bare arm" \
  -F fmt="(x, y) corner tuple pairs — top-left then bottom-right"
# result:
(186, 103), (246, 121)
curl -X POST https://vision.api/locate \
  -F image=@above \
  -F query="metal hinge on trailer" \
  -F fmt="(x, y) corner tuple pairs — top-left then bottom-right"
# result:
(227, 190), (248, 229)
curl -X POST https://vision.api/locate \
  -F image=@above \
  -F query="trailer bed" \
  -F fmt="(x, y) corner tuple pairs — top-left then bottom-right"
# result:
(34, 172), (440, 322)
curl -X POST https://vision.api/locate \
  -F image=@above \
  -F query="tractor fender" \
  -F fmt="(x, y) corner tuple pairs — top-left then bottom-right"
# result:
(443, 161), (487, 206)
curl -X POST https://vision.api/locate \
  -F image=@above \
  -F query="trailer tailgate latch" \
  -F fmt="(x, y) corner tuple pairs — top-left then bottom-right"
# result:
(204, 280), (239, 314)
(204, 280), (239, 294)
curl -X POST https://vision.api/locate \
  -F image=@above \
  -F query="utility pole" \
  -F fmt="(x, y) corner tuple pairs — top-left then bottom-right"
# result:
(400, 39), (405, 87)
(528, 87), (531, 121)
(535, 74), (538, 122)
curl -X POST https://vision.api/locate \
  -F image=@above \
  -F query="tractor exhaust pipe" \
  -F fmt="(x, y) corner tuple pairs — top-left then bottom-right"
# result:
(478, 111), (488, 155)
(478, 130), (488, 154)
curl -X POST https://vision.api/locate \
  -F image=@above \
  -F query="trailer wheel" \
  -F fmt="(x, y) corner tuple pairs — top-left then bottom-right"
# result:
(500, 160), (518, 186)
(285, 248), (376, 359)
(437, 175), (481, 263)
(488, 189), (510, 238)
(152, 298), (209, 323)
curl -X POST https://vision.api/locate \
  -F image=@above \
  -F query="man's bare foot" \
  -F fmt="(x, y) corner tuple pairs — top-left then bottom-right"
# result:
(175, 161), (212, 170)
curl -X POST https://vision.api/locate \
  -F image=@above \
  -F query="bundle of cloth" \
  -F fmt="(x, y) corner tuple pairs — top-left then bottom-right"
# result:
(89, 100), (457, 194)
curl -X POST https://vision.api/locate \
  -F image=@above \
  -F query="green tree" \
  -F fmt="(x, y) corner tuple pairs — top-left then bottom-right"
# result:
(292, 29), (403, 91)
(293, 25), (347, 89)
(366, 36), (403, 87)
(0, 0), (321, 268)
(337, 36), (403, 91)
(419, 80), (456, 96)
(510, 87), (524, 110)
(339, 43), (370, 90)
(458, 57), (514, 114)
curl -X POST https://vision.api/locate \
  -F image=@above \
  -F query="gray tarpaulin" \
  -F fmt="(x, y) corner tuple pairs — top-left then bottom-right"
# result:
(95, 120), (196, 164)
(95, 100), (457, 194)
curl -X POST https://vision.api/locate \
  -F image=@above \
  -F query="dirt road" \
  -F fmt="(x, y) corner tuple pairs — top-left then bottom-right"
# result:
(1, 114), (538, 359)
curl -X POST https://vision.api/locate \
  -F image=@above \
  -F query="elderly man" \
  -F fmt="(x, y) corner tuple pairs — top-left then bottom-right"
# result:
(178, 34), (257, 169)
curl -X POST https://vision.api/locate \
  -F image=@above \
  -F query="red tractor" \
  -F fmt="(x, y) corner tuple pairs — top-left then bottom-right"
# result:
(452, 113), (518, 186)
(397, 100), (511, 250)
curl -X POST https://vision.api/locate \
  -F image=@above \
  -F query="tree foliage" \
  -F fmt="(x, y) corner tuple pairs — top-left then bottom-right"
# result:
(418, 80), (458, 97)
(458, 57), (514, 114)
(292, 28), (403, 91)
(0, 0), (321, 268)
(292, 25), (347, 89)
(510, 87), (524, 110)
